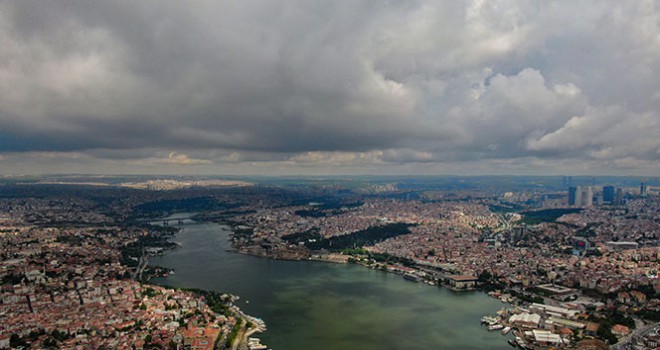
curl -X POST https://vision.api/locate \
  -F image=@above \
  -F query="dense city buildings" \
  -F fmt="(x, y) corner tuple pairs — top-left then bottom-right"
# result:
(0, 175), (658, 349)
(0, 185), (267, 350)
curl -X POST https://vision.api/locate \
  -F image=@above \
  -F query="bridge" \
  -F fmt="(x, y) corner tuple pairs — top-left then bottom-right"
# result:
(159, 215), (196, 226)
(161, 218), (196, 226)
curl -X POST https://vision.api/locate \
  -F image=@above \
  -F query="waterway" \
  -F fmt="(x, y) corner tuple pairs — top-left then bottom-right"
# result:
(150, 215), (511, 350)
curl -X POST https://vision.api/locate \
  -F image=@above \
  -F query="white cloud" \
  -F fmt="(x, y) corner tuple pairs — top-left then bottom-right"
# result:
(526, 107), (660, 160)
(0, 1), (658, 174)
(151, 152), (212, 166)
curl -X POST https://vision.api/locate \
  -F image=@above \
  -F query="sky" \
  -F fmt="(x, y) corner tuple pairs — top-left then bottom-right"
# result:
(0, 1), (659, 176)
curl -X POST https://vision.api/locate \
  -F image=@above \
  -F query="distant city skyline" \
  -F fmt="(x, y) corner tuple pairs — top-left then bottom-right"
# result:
(0, 1), (659, 175)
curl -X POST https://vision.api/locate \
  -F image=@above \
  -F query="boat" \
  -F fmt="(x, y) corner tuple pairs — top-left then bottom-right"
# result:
(248, 337), (269, 350)
(481, 316), (498, 325)
(403, 273), (422, 282)
(501, 326), (511, 335)
(487, 324), (504, 331)
(514, 336), (527, 349)
(508, 339), (517, 347)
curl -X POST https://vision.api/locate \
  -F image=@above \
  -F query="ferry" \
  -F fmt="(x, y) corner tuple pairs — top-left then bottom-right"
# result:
(403, 273), (422, 283)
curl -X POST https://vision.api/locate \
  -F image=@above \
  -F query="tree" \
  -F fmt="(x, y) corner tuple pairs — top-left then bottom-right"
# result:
(10, 334), (28, 348)
(43, 337), (57, 347)
(478, 270), (492, 282)
(597, 324), (617, 344)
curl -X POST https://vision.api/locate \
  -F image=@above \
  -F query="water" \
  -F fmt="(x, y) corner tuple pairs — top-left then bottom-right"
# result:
(150, 217), (511, 350)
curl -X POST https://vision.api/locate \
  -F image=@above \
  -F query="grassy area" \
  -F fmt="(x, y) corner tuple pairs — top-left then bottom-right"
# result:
(225, 319), (243, 348)
(282, 223), (414, 251)
(520, 208), (582, 225)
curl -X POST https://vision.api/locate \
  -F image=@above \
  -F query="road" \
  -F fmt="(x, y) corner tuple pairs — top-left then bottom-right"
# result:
(611, 321), (659, 350)
(132, 249), (147, 281)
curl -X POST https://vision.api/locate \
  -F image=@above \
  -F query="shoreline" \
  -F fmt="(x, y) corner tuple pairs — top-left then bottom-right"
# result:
(149, 215), (518, 349)
(157, 216), (506, 292)
(232, 242), (486, 291)
(143, 216), (271, 350)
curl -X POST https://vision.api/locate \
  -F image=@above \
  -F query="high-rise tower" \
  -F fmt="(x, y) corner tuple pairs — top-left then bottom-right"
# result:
(582, 186), (593, 207)
(568, 186), (579, 206)
(603, 186), (615, 203)
(615, 188), (623, 205)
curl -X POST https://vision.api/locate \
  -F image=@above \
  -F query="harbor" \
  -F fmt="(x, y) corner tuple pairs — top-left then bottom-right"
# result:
(479, 303), (612, 349)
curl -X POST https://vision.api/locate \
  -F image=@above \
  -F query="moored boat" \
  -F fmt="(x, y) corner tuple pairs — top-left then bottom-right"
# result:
(481, 315), (498, 325)
(515, 336), (527, 349)
(403, 273), (422, 282)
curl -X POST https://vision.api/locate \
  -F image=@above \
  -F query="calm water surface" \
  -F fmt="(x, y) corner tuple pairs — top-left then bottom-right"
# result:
(150, 216), (511, 350)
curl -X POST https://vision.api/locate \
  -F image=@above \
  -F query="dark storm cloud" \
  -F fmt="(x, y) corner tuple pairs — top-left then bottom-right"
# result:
(0, 1), (658, 174)
(0, 1), (418, 153)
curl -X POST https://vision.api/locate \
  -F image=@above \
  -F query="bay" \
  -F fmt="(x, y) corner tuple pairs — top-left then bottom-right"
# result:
(150, 217), (511, 350)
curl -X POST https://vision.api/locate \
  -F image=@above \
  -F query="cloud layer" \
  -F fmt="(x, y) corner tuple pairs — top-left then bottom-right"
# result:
(0, 1), (658, 174)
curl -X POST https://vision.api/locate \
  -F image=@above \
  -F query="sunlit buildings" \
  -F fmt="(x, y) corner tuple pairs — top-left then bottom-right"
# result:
(568, 186), (593, 207)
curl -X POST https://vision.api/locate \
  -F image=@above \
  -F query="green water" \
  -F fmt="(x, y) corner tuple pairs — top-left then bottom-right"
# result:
(150, 219), (511, 350)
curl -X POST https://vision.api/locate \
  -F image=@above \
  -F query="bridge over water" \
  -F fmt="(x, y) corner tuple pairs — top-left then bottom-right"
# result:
(160, 217), (197, 226)
(147, 214), (197, 226)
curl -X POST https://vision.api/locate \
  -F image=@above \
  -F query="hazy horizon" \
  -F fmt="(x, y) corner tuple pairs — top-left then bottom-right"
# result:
(2, 173), (660, 179)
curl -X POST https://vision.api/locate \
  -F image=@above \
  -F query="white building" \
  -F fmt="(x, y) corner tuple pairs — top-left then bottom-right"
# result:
(582, 186), (593, 207)
(509, 312), (541, 328)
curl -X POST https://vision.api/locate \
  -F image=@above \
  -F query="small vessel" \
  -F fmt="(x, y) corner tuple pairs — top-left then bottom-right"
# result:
(403, 273), (421, 282)
(501, 326), (511, 335)
(487, 324), (504, 331)
(248, 337), (268, 350)
(481, 316), (498, 325)
(515, 336), (527, 349)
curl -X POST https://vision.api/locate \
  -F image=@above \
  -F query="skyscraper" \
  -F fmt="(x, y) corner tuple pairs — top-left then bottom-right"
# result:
(568, 186), (579, 206)
(603, 186), (615, 203)
(640, 182), (648, 196)
(568, 187), (577, 206)
(582, 186), (593, 207)
(615, 188), (624, 205)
